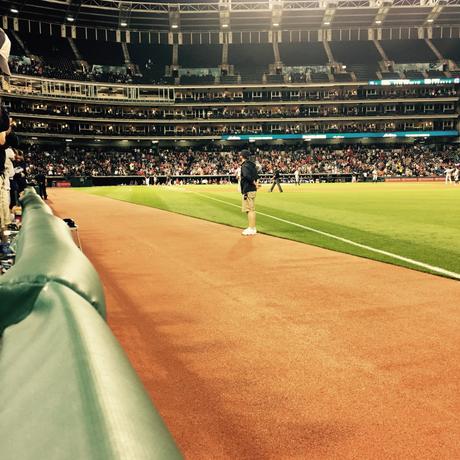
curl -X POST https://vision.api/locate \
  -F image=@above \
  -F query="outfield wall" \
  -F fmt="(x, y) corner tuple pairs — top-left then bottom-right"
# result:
(0, 188), (182, 460)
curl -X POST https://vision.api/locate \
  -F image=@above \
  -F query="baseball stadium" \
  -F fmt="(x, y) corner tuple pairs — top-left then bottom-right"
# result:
(0, 0), (460, 458)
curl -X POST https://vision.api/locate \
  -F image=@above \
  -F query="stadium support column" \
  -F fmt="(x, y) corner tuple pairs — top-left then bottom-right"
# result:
(322, 40), (337, 81)
(222, 40), (228, 66)
(373, 39), (388, 61)
(172, 44), (178, 67)
(425, 38), (443, 61)
(323, 40), (334, 65)
(220, 30), (230, 79)
(68, 37), (82, 61)
(11, 31), (28, 55)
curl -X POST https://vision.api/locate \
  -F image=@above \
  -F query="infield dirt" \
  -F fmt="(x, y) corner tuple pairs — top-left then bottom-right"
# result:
(50, 188), (460, 460)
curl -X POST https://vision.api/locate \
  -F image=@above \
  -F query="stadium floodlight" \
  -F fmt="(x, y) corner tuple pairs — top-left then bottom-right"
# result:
(427, 18), (434, 22)
(10, 8), (19, 14)
(375, 20), (382, 24)
(273, 23), (279, 27)
(120, 21), (128, 27)
(222, 24), (228, 28)
(66, 16), (75, 22)
(324, 21), (330, 25)
(65, 138), (73, 142)
(169, 7), (180, 30)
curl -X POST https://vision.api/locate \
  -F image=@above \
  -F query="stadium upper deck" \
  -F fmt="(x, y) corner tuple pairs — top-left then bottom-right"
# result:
(1, 1), (459, 143)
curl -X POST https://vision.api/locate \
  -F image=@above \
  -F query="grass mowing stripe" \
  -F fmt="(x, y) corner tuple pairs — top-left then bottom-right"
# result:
(194, 191), (460, 281)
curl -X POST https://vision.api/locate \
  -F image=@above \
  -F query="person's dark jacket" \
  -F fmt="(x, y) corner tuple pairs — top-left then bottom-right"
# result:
(273, 170), (281, 181)
(36, 173), (46, 184)
(0, 105), (10, 133)
(240, 159), (258, 194)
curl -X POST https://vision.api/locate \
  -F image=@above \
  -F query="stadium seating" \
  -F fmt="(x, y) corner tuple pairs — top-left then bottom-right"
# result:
(404, 70), (425, 79)
(75, 39), (124, 66)
(310, 72), (330, 82)
(129, 44), (172, 83)
(18, 33), (75, 62)
(279, 42), (328, 65)
(431, 39), (460, 62)
(228, 43), (274, 82)
(347, 64), (379, 81)
(426, 69), (447, 78)
(380, 71), (402, 79)
(8, 32), (23, 56)
(333, 73), (353, 83)
(330, 41), (381, 66)
(178, 44), (221, 68)
(7, 32), (460, 86)
(179, 74), (215, 84)
(18, 144), (460, 180)
(266, 74), (285, 84)
(221, 74), (239, 84)
(380, 40), (437, 63)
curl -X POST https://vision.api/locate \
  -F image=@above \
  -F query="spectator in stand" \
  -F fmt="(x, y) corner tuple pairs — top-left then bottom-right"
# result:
(22, 143), (459, 181)
(0, 29), (12, 227)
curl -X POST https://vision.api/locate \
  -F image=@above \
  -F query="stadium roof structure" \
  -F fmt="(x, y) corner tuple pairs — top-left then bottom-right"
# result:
(2, 0), (460, 32)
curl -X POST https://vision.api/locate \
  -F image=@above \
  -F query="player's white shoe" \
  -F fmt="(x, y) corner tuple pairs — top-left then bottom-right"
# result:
(242, 227), (257, 236)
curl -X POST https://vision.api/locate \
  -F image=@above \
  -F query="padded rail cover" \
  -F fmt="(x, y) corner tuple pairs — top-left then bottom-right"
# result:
(0, 189), (182, 459)
(0, 188), (106, 331)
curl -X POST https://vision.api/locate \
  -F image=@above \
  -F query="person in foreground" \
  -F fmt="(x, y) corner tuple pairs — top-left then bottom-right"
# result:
(240, 149), (259, 236)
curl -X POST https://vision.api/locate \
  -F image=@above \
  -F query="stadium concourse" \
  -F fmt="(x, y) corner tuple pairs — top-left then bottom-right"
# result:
(48, 187), (460, 459)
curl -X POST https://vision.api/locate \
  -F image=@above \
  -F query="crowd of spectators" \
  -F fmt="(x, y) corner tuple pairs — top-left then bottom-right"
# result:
(14, 119), (450, 137)
(9, 57), (133, 84)
(10, 100), (456, 120)
(24, 144), (459, 179)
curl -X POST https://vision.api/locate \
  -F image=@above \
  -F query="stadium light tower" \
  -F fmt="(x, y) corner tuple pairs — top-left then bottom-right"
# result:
(270, 0), (283, 28)
(371, 0), (393, 26)
(118, 1), (132, 29)
(320, 0), (337, 28)
(219, 0), (230, 29)
(169, 6), (180, 30)
(424, 0), (448, 25)
(64, 0), (82, 24)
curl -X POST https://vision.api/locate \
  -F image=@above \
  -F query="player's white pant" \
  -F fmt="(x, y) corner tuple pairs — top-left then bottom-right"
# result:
(446, 175), (452, 184)
(0, 177), (10, 227)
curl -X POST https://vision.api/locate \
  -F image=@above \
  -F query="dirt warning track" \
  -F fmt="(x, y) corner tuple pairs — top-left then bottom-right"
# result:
(49, 188), (460, 459)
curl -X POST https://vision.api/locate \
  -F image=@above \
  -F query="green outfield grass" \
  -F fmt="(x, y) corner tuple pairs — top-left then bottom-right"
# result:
(81, 183), (460, 279)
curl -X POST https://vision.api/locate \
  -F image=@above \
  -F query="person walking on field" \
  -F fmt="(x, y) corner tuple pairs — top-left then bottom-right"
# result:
(240, 149), (259, 236)
(269, 168), (283, 193)
(445, 166), (454, 184)
(294, 168), (300, 186)
(453, 166), (459, 185)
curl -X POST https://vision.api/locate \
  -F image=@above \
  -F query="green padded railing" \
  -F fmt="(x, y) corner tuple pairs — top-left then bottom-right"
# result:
(0, 188), (106, 331)
(0, 188), (182, 459)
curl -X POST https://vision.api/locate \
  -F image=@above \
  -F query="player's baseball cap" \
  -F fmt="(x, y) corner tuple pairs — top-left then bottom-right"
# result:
(0, 29), (11, 76)
(241, 149), (252, 160)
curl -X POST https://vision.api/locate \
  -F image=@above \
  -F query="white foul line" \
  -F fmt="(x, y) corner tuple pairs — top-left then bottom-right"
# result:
(194, 191), (460, 281)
